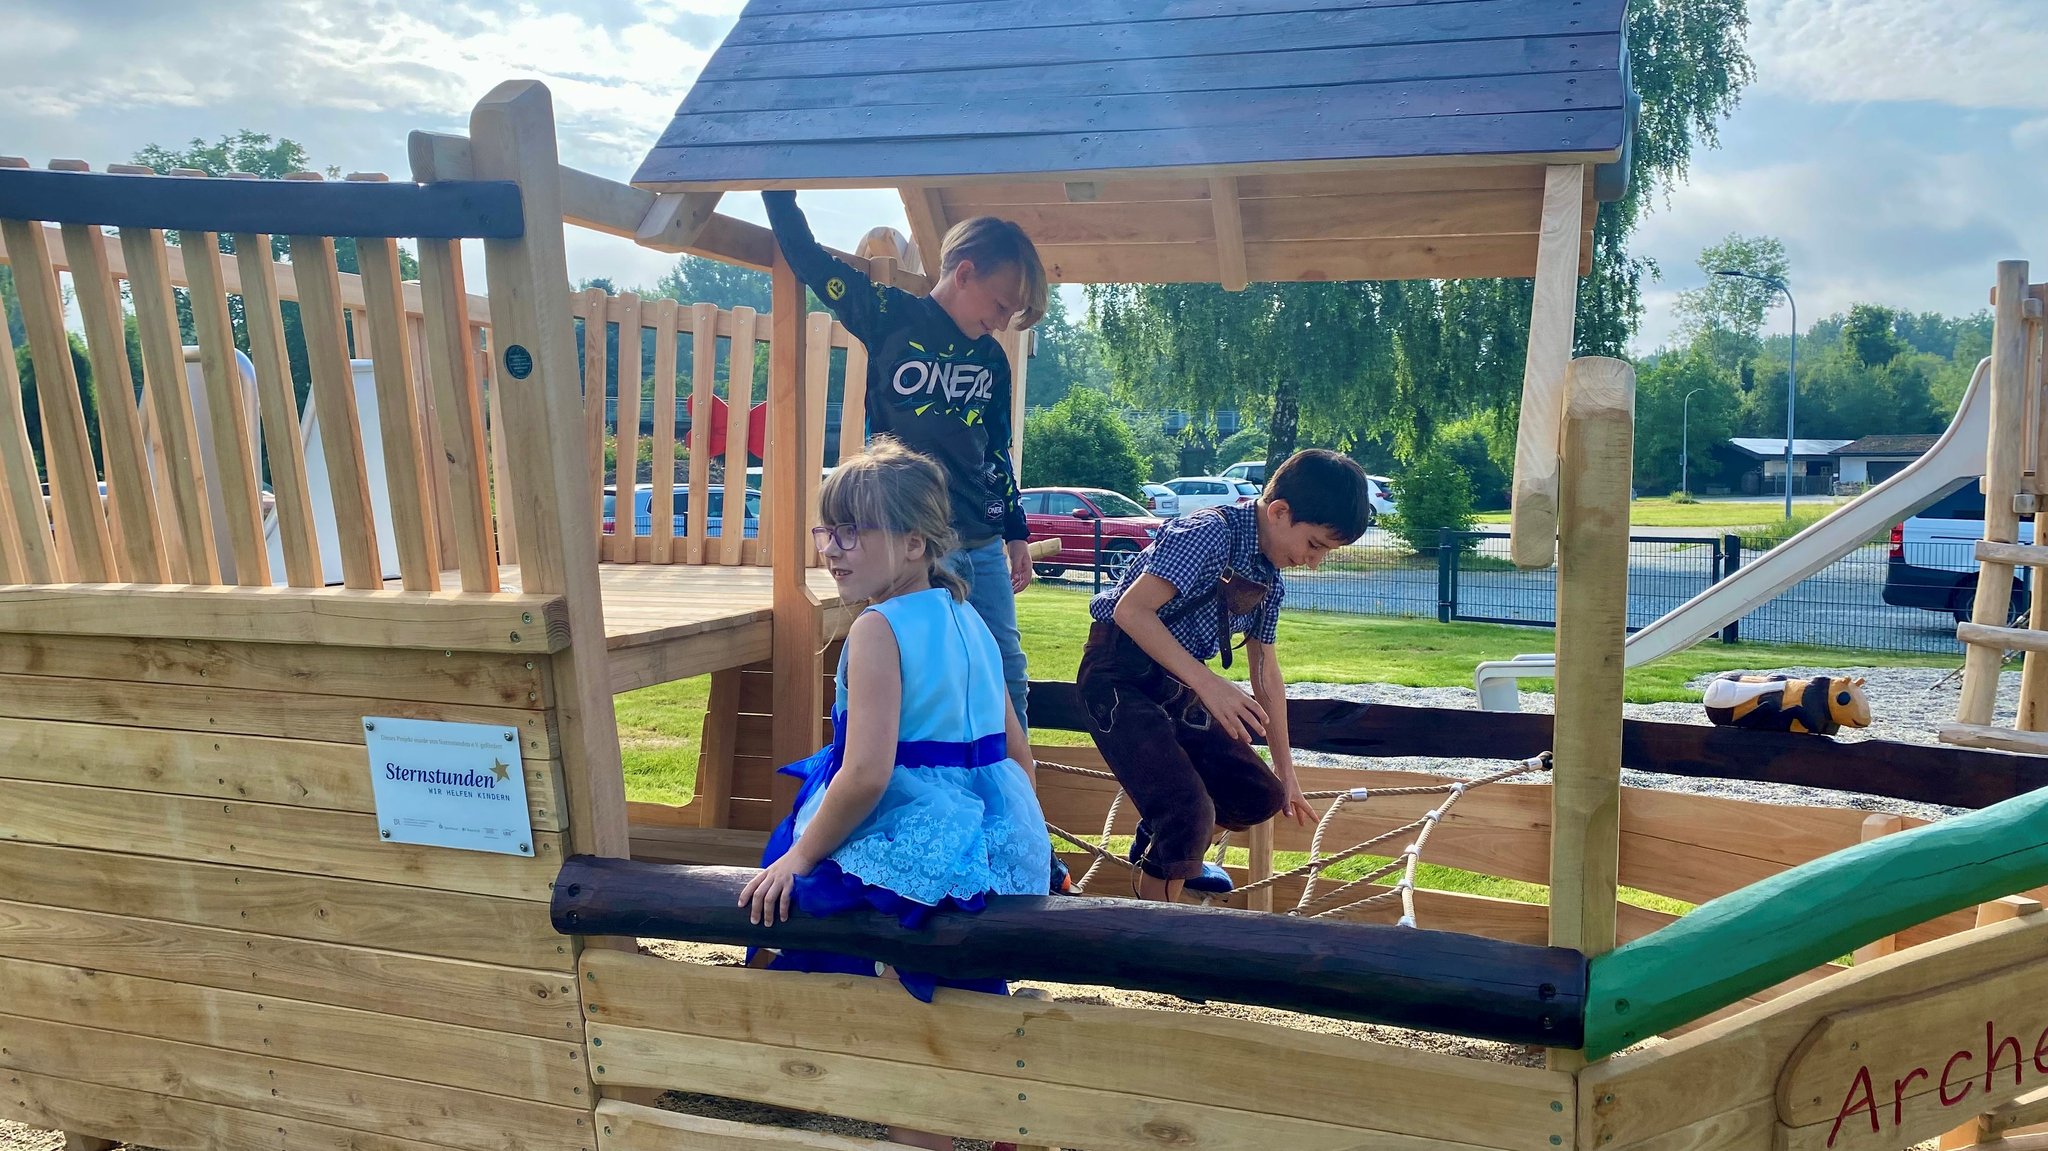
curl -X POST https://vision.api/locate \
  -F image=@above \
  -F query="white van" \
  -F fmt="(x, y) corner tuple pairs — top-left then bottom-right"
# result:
(1884, 479), (2031, 621)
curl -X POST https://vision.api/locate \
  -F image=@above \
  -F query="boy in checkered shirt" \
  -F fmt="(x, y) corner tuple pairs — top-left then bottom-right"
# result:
(1079, 450), (1372, 901)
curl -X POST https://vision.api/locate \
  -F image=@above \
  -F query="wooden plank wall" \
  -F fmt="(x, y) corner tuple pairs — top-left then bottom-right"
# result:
(569, 292), (854, 568)
(0, 623), (598, 1151)
(579, 950), (1576, 1151)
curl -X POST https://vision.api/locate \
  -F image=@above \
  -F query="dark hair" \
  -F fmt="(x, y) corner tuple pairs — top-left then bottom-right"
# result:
(1265, 449), (1371, 538)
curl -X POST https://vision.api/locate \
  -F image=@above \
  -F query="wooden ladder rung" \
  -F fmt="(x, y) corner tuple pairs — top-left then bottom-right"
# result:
(1976, 540), (2048, 566)
(1957, 622), (2048, 653)
(1939, 723), (2048, 755)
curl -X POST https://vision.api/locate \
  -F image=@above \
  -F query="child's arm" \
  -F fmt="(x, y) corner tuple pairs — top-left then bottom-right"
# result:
(1110, 573), (1269, 743)
(740, 611), (900, 925)
(1002, 694), (1035, 789)
(760, 191), (886, 345)
(1247, 638), (1313, 825)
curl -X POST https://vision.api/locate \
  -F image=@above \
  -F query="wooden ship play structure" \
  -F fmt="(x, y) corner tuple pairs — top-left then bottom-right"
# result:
(2, 5), (2047, 1151)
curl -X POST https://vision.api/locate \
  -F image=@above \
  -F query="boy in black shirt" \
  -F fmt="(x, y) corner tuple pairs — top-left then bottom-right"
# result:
(764, 192), (1047, 728)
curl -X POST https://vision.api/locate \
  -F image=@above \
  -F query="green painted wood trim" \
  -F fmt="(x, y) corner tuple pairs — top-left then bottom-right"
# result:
(1582, 786), (2048, 1059)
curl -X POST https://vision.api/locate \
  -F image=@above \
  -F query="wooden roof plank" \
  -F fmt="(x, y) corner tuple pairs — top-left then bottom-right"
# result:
(667, 71), (1617, 150)
(725, 0), (1548, 45)
(698, 0), (1625, 84)
(638, 109), (1621, 188)
(678, 34), (1618, 116)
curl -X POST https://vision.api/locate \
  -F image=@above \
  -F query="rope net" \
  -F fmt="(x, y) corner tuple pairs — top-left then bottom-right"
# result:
(1042, 751), (1554, 926)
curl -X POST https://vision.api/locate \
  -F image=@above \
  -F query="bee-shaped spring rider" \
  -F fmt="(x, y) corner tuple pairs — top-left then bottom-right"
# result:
(1702, 673), (1872, 736)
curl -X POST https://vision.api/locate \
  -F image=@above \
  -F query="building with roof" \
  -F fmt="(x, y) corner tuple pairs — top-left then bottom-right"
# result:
(1720, 437), (1855, 497)
(1831, 433), (1943, 490)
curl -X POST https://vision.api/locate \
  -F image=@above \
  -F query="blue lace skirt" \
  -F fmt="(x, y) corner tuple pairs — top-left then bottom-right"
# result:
(756, 721), (1050, 1000)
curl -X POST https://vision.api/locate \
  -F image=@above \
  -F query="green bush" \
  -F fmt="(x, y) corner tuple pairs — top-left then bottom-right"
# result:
(1666, 490), (1699, 504)
(1383, 451), (1474, 554)
(1021, 388), (1145, 497)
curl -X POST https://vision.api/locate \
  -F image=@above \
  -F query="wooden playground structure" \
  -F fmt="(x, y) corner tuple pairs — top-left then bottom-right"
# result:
(1, 5), (2047, 1151)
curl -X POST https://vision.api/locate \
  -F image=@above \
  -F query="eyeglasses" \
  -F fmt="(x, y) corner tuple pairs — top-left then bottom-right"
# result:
(811, 524), (871, 552)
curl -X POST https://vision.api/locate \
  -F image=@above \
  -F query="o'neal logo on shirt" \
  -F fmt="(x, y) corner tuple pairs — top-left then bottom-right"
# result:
(893, 359), (995, 404)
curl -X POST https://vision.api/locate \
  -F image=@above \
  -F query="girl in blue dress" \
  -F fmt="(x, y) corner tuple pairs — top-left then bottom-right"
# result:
(740, 438), (1051, 1013)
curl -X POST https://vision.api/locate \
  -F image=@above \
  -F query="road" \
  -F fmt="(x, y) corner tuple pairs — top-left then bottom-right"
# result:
(1041, 535), (1965, 657)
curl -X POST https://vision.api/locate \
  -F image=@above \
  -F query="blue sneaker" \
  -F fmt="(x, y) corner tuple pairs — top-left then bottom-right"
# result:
(1130, 820), (1234, 893)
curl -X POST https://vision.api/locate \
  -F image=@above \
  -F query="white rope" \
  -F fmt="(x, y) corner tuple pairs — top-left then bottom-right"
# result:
(1042, 752), (1553, 925)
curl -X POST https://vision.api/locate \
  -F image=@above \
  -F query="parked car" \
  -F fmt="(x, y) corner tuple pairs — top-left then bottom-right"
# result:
(1220, 460), (1265, 487)
(1367, 475), (1397, 523)
(602, 483), (761, 538)
(1141, 482), (1180, 517)
(1884, 479), (2030, 622)
(1162, 476), (1258, 513)
(1020, 487), (1162, 580)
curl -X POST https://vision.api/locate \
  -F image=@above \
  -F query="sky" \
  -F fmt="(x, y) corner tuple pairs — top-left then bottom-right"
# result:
(3, 0), (2043, 353)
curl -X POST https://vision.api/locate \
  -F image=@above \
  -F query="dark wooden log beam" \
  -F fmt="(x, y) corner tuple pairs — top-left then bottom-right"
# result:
(1029, 682), (2048, 810)
(552, 855), (1589, 1048)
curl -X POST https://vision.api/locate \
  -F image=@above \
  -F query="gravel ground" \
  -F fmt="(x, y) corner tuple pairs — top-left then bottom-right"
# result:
(1, 663), (2005, 1151)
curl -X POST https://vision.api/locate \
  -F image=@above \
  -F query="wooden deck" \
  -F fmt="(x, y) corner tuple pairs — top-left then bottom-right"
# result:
(495, 564), (844, 694)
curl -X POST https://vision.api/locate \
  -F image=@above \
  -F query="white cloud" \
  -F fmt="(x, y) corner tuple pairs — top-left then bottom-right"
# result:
(1748, 0), (2048, 110)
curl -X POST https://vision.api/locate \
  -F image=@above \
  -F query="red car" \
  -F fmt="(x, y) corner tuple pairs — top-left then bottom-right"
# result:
(1021, 487), (1163, 580)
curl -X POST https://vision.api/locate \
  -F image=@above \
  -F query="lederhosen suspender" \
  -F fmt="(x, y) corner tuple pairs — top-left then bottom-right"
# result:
(1155, 510), (1271, 670)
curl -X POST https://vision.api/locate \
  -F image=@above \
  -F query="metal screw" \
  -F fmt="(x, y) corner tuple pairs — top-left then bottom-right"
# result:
(1552, 1138), (1563, 1146)
(524, 660), (535, 670)
(510, 631), (522, 643)
(1603, 1095), (1615, 1105)
(444, 650), (453, 658)
(522, 612), (533, 624)
(364, 721), (376, 732)
(1017, 1094), (1026, 1101)
(519, 843), (530, 853)
(591, 1037), (602, 1046)
(596, 1065), (604, 1074)
(1016, 1060), (1025, 1068)
(380, 830), (391, 839)
(505, 732), (516, 742)
(1552, 1102), (1564, 1113)
(1614, 998), (1630, 1014)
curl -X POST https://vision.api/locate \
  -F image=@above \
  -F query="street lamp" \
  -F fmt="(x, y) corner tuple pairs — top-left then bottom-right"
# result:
(1712, 269), (1798, 519)
(1681, 386), (1706, 497)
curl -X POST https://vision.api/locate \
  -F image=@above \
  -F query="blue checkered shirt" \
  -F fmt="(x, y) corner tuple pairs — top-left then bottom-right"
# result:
(1089, 503), (1282, 662)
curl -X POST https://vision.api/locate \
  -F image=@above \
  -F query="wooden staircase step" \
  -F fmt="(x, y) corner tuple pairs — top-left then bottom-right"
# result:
(1957, 622), (2048, 652)
(1939, 723), (2048, 755)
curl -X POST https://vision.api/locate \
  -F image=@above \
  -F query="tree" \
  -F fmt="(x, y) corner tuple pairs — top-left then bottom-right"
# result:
(1841, 304), (1904, 369)
(1090, 0), (1756, 464)
(651, 256), (772, 313)
(1021, 389), (1144, 496)
(132, 131), (419, 413)
(1382, 451), (1475, 555)
(1672, 234), (1790, 370)
(1123, 409), (1182, 483)
(0, 266), (23, 347)
(1632, 350), (1740, 493)
(15, 332), (102, 476)
(1024, 291), (1111, 408)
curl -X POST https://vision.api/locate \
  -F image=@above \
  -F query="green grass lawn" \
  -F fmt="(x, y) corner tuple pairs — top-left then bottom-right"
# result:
(1473, 498), (1846, 529)
(615, 583), (1954, 806)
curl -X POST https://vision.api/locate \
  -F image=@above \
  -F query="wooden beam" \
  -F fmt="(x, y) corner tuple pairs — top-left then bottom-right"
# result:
(899, 186), (948, 277)
(1962, 259), (2034, 724)
(635, 190), (724, 253)
(1026, 682), (2048, 810)
(468, 79), (630, 859)
(1208, 176), (1248, 291)
(767, 246), (824, 814)
(552, 855), (1590, 1047)
(1508, 164), (1586, 570)
(1546, 356), (1633, 1071)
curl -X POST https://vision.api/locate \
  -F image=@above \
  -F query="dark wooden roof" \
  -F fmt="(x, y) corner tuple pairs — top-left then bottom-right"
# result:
(636, 0), (1636, 284)
(1832, 434), (1942, 457)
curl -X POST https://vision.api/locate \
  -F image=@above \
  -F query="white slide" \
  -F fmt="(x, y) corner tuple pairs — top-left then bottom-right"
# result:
(157, 349), (403, 586)
(262, 358), (405, 586)
(1473, 357), (1993, 711)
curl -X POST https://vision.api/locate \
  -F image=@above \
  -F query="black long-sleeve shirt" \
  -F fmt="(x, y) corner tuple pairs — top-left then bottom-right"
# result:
(762, 191), (1027, 545)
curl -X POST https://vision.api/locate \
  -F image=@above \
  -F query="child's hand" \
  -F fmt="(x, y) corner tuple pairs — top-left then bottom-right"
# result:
(1281, 779), (1315, 826)
(1196, 673), (1268, 742)
(738, 853), (817, 927)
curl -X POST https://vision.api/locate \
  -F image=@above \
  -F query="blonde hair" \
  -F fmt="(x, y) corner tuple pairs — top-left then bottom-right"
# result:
(939, 216), (1048, 330)
(818, 437), (969, 601)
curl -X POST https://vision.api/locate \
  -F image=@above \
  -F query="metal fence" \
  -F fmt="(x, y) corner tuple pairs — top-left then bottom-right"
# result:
(1036, 527), (1988, 657)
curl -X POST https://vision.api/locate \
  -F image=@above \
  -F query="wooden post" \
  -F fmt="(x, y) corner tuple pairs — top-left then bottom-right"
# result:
(1961, 261), (2033, 726)
(1246, 819), (1275, 913)
(467, 79), (628, 859)
(1509, 164), (1586, 571)
(768, 246), (823, 816)
(648, 298), (680, 564)
(1005, 330), (1030, 481)
(0, 255), (55, 583)
(2018, 311), (2048, 727)
(720, 307), (757, 566)
(1547, 355), (1634, 1069)
(1849, 813), (1907, 964)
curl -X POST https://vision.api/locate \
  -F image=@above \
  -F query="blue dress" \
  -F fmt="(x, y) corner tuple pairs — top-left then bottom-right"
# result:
(759, 587), (1050, 999)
